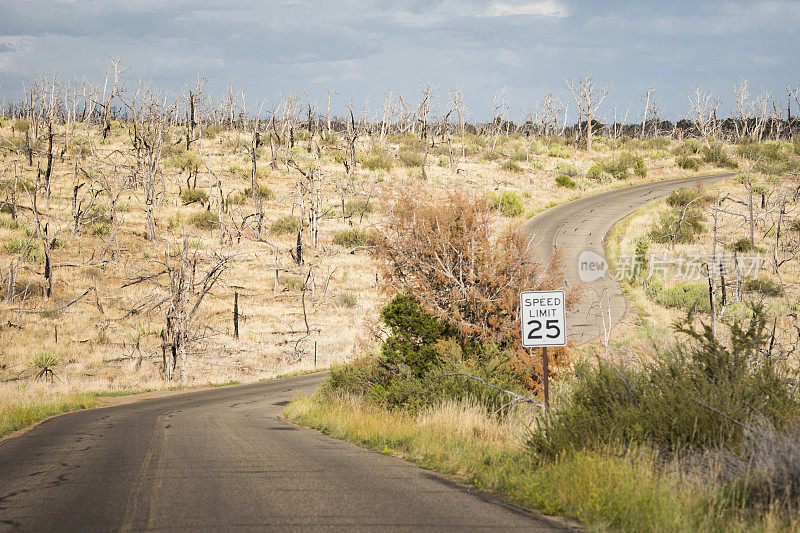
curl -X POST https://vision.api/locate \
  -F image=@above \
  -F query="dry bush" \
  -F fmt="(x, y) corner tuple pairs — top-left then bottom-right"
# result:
(374, 190), (580, 387)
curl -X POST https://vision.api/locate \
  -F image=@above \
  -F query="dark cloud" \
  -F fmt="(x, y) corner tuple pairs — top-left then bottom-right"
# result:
(0, 0), (797, 120)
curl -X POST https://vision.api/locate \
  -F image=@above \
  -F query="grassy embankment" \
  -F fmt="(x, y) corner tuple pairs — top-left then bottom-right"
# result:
(286, 393), (793, 532)
(0, 393), (101, 438)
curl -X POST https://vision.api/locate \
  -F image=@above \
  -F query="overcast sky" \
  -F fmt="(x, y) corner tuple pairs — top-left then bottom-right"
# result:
(1, 0), (798, 122)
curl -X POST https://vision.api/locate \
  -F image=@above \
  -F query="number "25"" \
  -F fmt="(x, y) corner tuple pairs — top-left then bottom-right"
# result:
(527, 319), (560, 340)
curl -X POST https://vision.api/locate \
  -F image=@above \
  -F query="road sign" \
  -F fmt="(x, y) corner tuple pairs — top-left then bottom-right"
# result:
(520, 290), (566, 347)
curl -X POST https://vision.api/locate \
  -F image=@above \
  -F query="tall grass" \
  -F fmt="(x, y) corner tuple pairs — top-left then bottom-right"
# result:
(286, 394), (793, 531)
(1, 394), (101, 438)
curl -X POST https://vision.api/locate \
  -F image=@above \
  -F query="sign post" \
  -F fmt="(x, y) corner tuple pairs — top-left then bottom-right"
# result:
(520, 290), (567, 411)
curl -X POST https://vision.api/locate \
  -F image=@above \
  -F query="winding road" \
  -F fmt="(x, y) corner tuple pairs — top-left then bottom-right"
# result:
(525, 172), (732, 344)
(0, 173), (731, 531)
(0, 374), (565, 532)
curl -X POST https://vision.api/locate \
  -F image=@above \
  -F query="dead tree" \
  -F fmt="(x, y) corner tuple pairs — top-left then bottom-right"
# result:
(687, 86), (720, 147)
(451, 89), (467, 159)
(156, 238), (230, 380)
(490, 88), (508, 153)
(98, 58), (126, 139)
(418, 85), (433, 178)
(122, 86), (173, 241)
(641, 87), (655, 139)
(539, 93), (562, 140)
(565, 76), (609, 151)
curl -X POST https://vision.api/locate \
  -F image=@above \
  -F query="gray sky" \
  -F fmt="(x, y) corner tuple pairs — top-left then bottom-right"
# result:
(1, 0), (798, 122)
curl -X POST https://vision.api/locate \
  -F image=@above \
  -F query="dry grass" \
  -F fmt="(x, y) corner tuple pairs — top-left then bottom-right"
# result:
(286, 393), (797, 532)
(607, 177), (800, 353)
(0, 386), (101, 438)
(0, 121), (749, 400)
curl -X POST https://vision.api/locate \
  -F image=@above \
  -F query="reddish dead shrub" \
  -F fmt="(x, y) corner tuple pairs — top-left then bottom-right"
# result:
(374, 189), (581, 388)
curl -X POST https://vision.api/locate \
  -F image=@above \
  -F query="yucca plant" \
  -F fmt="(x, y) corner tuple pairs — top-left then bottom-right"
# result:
(32, 351), (59, 383)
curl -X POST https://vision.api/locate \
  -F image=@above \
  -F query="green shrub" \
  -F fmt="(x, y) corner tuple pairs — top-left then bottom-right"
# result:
(323, 293), (527, 413)
(398, 148), (423, 167)
(618, 151), (636, 168)
(167, 150), (203, 173)
(509, 148), (528, 161)
(338, 292), (358, 308)
(676, 155), (701, 170)
(633, 157), (647, 177)
(437, 155), (450, 167)
(487, 191), (524, 216)
(12, 119), (29, 133)
(666, 187), (700, 208)
(0, 178), (34, 193)
(3, 237), (43, 261)
(654, 282), (711, 311)
(500, 159), (523, 173)
(379, 293), (455, 377)
(243, 184), (275, 201)
(641, 137), (672, 150)
(91, 222), (110, 236)
(702, 144), (738, 169)
(480, 150), (502, 161)
(344, 198), (377, 218)
(322, 132), (339, 146)
(189, 210), (220, 230)
(557, 163), (580, 177)
(548, 145), (571, 158)
(672, 138), (702, 157)
(646, 149), (670, 160)
(649, 210), (705, 244)
(737, 140), (800, 175)
(3, 236), (26, 254)
(361, 150), (393, 172)
(744, 277), (784, 297)
(600, 156), (630, 180)
(228, 164), (270, 180)
(167, 213), (181, 231)
(555, 175), (577, 189)
(586, 165), (612, 183)
(730, 238), (762, 253)
(180, 188), (208, 205)
(282, 276), (305, 291)
(201, 124), (223, 139)
(32, 351), (59, 372)
(332, 228), (374, 248)
(633, 238), (650, 280)
(0, 217), (21, 229)
(270, 215), (301, 235)
(529, 307), (798, 458)
(1, 394), (100, 438)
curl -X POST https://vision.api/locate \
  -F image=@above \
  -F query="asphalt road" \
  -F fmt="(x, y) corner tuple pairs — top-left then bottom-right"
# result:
(524, 173), (734, 344)
(0, 373), (566, 532)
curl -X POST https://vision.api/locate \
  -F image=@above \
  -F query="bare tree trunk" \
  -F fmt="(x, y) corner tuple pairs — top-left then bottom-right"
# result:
(251, 131), (263, 235)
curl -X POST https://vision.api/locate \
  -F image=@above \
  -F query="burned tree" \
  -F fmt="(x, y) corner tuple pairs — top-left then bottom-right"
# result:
(565, 76), (609, 151)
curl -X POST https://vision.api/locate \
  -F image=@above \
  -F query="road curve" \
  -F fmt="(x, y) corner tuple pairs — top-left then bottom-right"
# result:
(0, 373), (566, 532)
(524, 173), (735, 344)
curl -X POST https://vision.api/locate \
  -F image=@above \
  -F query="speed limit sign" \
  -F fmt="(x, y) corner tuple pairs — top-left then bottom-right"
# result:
(520, 290), (566, 347)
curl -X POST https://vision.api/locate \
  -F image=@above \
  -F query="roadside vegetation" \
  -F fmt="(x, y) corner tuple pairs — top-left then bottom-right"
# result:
(288, 162), (800, 531)
(290, 299), (800, 532)
(0, 393), (100, 438)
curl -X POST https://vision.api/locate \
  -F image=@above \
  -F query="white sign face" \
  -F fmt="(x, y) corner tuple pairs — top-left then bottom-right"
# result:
(520, 290), (567, 347)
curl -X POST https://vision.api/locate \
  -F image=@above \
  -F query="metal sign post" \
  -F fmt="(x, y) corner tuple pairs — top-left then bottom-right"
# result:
(520, 290), (567, 411)
(542, 346), (549, 409)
